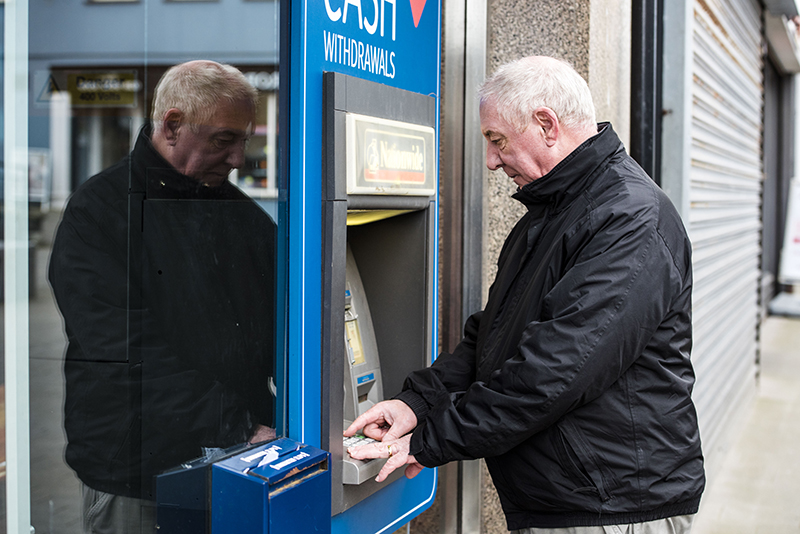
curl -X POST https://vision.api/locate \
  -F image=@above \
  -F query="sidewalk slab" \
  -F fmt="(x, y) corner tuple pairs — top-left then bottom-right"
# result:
(692, 316), (800, 534)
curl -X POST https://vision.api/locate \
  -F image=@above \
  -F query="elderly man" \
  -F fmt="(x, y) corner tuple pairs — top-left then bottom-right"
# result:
(346, 56), (705, 533)
(49, 61), (276, 533)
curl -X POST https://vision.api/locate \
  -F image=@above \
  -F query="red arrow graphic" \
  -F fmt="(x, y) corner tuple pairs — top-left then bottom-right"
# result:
(410, 0), (426, 27)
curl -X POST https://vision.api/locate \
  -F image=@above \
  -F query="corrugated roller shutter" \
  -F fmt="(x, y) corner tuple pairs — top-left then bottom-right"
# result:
(690, 0), (762, 454)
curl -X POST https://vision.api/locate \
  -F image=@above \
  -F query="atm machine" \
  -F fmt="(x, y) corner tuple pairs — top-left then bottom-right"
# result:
(321, 72), (438, 526)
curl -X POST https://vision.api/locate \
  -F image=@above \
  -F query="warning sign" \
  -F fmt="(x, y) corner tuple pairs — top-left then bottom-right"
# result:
(67, 72), (139, 107)
(36, 75), (61, 104)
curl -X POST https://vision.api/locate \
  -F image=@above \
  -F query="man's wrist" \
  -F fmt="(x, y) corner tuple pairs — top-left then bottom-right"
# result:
(393, 389), (430, 423)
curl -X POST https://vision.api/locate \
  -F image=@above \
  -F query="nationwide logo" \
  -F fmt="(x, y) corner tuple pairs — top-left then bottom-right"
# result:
(347, 114), (436, 196)
(363, 129), (425, 184)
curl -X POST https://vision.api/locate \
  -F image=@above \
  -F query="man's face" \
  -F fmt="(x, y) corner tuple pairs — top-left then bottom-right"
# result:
(170, 99), (255, 187)
(480, 100), (549, 187)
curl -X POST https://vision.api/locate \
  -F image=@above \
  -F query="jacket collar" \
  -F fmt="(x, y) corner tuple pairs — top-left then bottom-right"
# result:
(130, 123), (242, 200)
(512, 122), (623, 214)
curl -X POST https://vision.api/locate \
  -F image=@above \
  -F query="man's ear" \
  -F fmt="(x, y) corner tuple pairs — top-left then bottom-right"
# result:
(160, 108), (184, 146)
(533, 107), (560, 147)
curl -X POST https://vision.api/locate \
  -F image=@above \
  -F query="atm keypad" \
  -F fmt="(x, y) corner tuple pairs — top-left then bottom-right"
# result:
(342, 434), (385, 485)
(343, 434), (378, 453)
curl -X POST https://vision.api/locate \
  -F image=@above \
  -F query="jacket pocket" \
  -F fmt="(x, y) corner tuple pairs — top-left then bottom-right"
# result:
(554, 424), (611, 502)
(107, 413), (136, 472)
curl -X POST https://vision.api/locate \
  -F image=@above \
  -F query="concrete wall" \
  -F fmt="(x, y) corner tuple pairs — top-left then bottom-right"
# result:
(479, 1), (631, 531)
(589, 0), (632, 148)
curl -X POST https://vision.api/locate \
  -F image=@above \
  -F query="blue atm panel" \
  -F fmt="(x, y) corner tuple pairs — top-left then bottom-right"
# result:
(283, 0), (441, 530)
(211, 439), (331, 534)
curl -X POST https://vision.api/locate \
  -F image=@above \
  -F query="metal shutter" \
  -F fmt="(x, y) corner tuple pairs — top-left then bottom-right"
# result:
(690, 0), (762, 454)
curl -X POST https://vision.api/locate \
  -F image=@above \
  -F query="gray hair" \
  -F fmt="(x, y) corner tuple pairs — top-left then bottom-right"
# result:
(151, 60), (258, 129)
(478, 56), (596, 132)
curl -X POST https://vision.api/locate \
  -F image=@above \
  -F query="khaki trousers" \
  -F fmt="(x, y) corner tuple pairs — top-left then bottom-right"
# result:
(81, 484), (157, 534)
(511, 514), (695, 534)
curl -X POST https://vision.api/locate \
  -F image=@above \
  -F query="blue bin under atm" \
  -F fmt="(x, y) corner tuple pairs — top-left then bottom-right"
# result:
(157, 443), (253, 534)
(211, 438), (331, 534)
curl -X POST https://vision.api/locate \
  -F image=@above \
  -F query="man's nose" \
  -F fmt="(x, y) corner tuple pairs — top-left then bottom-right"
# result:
(486, 144), (502, 170)
(227, 142), (247, 169)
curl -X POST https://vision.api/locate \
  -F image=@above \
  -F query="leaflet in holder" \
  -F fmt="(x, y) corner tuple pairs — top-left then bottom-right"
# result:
(226, 439), (322, 481)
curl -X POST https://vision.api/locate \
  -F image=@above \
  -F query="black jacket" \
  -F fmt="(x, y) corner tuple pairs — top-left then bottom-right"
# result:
(49, 125), (276, 499)
(396, 124), (705, 529)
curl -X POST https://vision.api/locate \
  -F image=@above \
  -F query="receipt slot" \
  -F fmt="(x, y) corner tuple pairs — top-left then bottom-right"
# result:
(321, 72), (437, 519)
(211, 439), (330, 533)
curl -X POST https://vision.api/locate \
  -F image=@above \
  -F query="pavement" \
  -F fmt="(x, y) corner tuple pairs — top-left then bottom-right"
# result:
(28, 246), (83, 534)
(692, 315), (800, 534)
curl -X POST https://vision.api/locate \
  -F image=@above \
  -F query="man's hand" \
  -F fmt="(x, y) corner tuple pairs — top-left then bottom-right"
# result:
(343, 399), (417, 443)
(249, 424), (276, 444)
(347, 434), (424, 482)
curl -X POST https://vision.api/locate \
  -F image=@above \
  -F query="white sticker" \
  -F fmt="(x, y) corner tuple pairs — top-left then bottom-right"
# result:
(242, 445), (281, 463)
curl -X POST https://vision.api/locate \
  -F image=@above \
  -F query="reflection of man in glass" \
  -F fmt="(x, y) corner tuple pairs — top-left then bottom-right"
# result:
(49, 61), (276, 533)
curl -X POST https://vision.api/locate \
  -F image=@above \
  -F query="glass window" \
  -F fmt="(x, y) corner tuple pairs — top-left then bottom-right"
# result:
(4, 0), (285, 531)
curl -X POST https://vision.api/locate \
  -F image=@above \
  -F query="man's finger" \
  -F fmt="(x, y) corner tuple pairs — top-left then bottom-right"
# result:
(344, 405), (388, 437)
(343, 419), (364, 437)
(361, 424), (388, 441)
(345, 444), (369, 460)
(344, 414), (376, 437)
(375, 456), (404, 483)
(405, 463), (424, 479)
(347, 440), (389, 460)
(381, 427), (408, 443)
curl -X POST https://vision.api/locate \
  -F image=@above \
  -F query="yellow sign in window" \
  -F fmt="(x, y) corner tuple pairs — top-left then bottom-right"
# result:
(68, 72), (138, 107)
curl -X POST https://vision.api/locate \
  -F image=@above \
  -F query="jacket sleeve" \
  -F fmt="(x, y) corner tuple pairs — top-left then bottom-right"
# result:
(409, 192), (689, 467)
(49, 188), (132, 365)
(50, 187), (258, 451)
(394, 310), (482, 422)
(395, 212), (534, 423)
